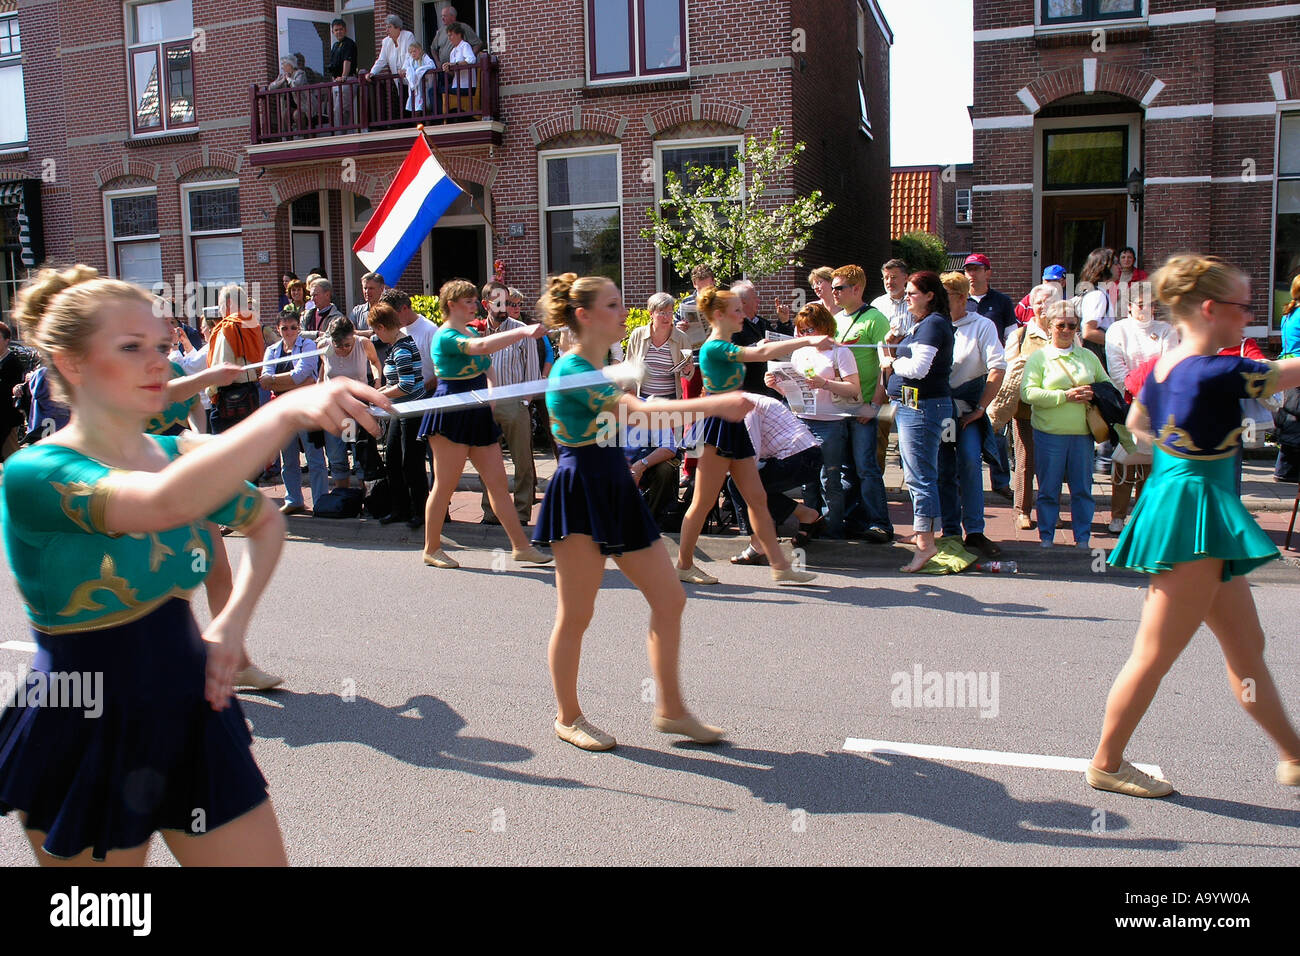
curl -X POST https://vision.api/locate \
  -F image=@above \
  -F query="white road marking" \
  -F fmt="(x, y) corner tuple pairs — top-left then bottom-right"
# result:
(844, 738), (1163, 779)
(0, 641), (37, 653)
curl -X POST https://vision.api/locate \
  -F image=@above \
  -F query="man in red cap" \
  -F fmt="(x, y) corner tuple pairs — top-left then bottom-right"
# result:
(963, 253), (1015, 500)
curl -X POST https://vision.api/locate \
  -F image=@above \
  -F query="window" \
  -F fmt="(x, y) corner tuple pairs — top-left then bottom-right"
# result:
(587, 0), (685, 82)
(126, 0), (196, 134)
(1043, 127), (1127, 190)
(956, 188), (972, 225)
(856, 4), (871, 135)
(0, 14), (24, 147)
(105, 189), (163, 288)
(1274, 113), (1300, 327)
(541, 148), (621, 286)
(655, 139), (741, 289)
(183, 183), (243, 298)
(1041, 0), (1141, 25)
(289, 192), (328, 280)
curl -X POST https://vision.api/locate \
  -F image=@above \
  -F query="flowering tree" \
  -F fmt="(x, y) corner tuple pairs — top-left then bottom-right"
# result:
(641, 128), (833, 285)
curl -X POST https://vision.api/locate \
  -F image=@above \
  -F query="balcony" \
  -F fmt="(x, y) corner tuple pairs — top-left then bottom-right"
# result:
(247, 58), (503, 165)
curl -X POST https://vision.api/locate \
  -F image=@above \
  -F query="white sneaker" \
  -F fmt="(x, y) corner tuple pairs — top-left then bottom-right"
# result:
(1108, 518), (1125, 533)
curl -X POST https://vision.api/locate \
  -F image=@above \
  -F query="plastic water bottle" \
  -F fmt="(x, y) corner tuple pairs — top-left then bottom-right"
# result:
(978, 560), (1018, 574)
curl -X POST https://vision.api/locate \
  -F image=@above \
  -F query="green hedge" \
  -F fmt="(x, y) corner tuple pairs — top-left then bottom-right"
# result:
(892, 231), (950, 275)
(409, 294), (444, 323)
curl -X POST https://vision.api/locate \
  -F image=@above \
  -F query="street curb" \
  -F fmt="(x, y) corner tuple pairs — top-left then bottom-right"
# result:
(277, 515), (1300, 583)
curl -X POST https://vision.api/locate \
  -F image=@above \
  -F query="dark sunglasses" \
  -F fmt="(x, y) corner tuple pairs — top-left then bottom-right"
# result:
(831, 285), (847, 292)
(1054, 322), (1078, 330)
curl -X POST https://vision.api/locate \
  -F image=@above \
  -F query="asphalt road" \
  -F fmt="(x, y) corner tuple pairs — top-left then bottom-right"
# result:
(1, 530), (1298, 866)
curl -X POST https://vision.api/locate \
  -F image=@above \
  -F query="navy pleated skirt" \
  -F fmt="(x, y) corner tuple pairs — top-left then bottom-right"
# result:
(418, 374), (502, 447)
(0, 598), (268, 861)
(697, 414), (755, 459)
(532, 443), (661, 555)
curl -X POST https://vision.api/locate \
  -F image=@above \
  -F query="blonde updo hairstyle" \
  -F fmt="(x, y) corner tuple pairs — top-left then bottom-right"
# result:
(537, 272), (611, 331)
(695, 286), (736, 327)
(14, 264), (155, 404)
(1153, 254), (1246, 320)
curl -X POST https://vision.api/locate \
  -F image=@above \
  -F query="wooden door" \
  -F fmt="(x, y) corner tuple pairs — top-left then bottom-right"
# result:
(1043, 193), (1127, 277)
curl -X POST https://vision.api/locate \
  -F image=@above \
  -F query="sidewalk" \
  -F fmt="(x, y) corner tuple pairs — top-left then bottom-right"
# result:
(264, 441), (1300, 580)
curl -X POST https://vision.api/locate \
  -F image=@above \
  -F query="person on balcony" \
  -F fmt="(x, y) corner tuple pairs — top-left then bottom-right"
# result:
(370, 14), (416, 78)
(442, 24), (477, 112)
(405, 41), (439, 113)
(328, 18), (357, 131)
(433, 6), (483, 63)
(268, 55), (309, 135)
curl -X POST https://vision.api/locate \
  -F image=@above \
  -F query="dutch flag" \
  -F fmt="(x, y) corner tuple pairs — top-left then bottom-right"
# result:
(352, 134), (464, 284)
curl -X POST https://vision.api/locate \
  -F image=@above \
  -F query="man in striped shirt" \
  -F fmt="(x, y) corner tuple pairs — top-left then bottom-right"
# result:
(479, 280), (540, 525)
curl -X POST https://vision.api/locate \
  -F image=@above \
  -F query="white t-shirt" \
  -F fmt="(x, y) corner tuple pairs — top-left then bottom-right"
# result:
(1079, 288), (1114, 332)
(789, 343), (859, 421)
(949, 313), (1006, 393)
(404, 315), (437, 385)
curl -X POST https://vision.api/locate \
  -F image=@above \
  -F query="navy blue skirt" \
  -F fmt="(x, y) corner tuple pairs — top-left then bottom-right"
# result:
(532, 443), (661, 555)
(418, 374), (502, 447)
(0, 598), (267, 861)
(697, 414), (755, 460)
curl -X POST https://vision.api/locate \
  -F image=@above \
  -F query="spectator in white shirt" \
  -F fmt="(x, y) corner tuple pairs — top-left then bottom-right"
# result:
(724, 393), (826, 565)
(433, 5), (483, 63)
(405, 41), (438, 112)
(443, 24), (477, 98)
(369, 14), (416, 78)
(873, 258), (912, 343)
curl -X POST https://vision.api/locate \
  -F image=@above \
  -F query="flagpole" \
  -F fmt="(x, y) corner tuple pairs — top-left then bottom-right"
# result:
(417, 124), (492, 230)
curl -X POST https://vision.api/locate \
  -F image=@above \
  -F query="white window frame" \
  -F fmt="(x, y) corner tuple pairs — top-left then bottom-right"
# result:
(124, 0), (198, 137)
(289, 190), (331, 284)
(584, 0), (689, 87)
(856, 3), (872, 138)
(0, 12), (25, 148)
(652, 135), (743, 290)
(956, 187), (972, 225)
(538, 144), (624, 285)
(103, 186), (164, 289)
(181, 180), (244, 305)
(1270, 106), (1300, 336)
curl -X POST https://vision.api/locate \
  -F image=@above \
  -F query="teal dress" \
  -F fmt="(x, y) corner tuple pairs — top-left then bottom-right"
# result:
(0, 437), (270, 860)
(695, 338), (754, 459)
(419, 325), (501, 446)
(144, 361), (200, 436)
(1109, 355), (1281, 580)
(531, 352), (660, 554)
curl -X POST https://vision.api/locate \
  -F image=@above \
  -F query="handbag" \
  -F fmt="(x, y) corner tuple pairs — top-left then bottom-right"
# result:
(1055, 355), (1110, 442)
(988, 326), (1030, 429)
(214, 380), (260, 423)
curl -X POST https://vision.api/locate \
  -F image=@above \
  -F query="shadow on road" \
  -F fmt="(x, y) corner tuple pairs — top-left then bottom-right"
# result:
(240, 691), (586, 791)
(612, 745), (1182, 851)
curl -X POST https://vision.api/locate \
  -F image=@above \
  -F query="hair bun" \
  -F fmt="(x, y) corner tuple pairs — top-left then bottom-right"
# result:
(13, 264), (101, 330)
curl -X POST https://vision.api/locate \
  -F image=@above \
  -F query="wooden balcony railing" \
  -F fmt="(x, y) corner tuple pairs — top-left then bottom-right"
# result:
(250, 57), (500, 145)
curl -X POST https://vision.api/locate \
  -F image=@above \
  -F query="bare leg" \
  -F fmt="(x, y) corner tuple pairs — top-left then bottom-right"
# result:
(161, 799), (288, 866)
(548, 535), (606, 725)
(423, 437), (469, 555)
(468, 443), (532, 552)
(1204, 575), (1300, 762)
(1091, 559), (1222, 771)
(729, 457), (793, 572)
(675, 447), (728, 570)
(901, 530), (938, 573)
(204, 527), (252, 668)
(613, 541), (689, 720)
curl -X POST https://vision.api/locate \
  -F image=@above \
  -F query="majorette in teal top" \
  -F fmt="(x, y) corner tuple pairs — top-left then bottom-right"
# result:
(698, 339), (746, 393)
(545, 352), (622, 447)
(432, 325), (492, 380)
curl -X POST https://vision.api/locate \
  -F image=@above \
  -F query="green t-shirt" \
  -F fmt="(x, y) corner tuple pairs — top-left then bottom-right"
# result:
(546, 352), (622, 447)
(1, 435), (265, 634)
(432, 325), (492, 380)
(835, 306), (889, 393)
(698, 338), (745, 393)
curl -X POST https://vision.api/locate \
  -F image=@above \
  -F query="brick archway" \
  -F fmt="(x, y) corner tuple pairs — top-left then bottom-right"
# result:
(266, 167), (386, 207)
(1018, 61), (1164, 113)
(173, 149), (243, 180)
(643, 98), (749, 136)
(92, 157), (160, 187)
(530, 106), (627, 146)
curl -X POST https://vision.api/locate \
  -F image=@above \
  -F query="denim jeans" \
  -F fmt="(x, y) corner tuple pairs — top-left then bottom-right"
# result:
(938, 417), (987, 536)
(803, 418), (847, 537)
(282, 431), (329, 509)
(983, 423), (1011, 489)
(1032, 429), (1094, 545)
(841, 418), (893, 534)
(323, 431), (364, 484)
(893, 397), (952, 533)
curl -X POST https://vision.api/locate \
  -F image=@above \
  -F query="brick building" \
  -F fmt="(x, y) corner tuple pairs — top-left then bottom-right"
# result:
(971, 0), (1300, 339)
(0, 0), (893, 335)
(890, 163), (974, 264)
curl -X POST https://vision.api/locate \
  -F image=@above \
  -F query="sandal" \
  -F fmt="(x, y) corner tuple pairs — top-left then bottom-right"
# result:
(730, 546), (769, 566)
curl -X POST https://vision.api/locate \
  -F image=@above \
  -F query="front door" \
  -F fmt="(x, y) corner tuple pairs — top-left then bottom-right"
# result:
(1042, 193), (1127, 279)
